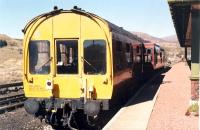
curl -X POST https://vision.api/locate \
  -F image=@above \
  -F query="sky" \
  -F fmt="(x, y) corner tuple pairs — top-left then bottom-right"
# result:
(0, 0), (176, 39)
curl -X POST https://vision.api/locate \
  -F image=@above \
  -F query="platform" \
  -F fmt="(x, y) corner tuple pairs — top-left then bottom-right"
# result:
(103, 62), (198, 130)
(147, 62), (198, 130)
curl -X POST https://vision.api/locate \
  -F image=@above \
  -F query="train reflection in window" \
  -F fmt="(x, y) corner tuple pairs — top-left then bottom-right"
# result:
(56, 40), (78, 74)
(29, 40), (50, 74)
(84, 40), (106, 74)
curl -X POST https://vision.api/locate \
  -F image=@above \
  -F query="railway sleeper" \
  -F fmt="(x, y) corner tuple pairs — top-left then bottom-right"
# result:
(0, 102), (24, 114)
(0, 87), (23, 95)
(0, 94), (25, 106)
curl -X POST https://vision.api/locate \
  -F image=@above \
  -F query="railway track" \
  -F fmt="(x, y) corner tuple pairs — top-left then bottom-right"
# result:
(0, 82), (26, 114)
(0, 82), (23, 94)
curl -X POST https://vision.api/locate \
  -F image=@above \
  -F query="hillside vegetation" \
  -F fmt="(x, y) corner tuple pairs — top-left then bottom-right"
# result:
(0, 34), (22, 47)
(0, 34), (22, 84)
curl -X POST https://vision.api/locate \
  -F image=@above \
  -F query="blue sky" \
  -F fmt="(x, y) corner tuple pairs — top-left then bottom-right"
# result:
(0, 0), (176, 39)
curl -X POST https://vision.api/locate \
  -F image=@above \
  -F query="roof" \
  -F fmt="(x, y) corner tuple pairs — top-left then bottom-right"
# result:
(23, 6), (145, 43)
(168, 0), (200, 47)
(106, 21), (145, 42)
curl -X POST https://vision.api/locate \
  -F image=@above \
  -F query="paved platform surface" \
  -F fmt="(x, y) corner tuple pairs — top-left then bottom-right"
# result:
(147, 62), (198, 130)
(103, 62), (198, 130)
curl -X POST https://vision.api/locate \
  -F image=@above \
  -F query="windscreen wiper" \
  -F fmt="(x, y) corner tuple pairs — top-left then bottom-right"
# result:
(81, 57), (98, 73)
(37, 57), (52, 72)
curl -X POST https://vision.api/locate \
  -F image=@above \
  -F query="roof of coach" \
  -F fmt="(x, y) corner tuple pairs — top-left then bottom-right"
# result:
(22, 6), (144, 42)
(144, 42), (165, 50)
(143, 42), (156, 47)
(86, 11), (144, 42)
(106, 21), (144, 42)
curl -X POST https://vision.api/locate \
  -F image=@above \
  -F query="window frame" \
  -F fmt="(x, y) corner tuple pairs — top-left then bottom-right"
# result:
(115, 40), (124, 71)
(28, 40), (51, 75)
(55, 39), (79, 75)
(83, 39), (107, 75)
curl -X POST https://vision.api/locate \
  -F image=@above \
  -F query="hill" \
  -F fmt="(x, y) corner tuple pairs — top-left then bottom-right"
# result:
(131, 31), (178, 44)
(161, 35), (178, 43)
(131, 31), (166, 43)
(131, 31), (184, 65)
(0, 34), (22, 84)
(0, 34), (22, 47)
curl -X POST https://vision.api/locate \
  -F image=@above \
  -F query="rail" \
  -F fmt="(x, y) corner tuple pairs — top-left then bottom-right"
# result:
(0, 82), (25, 114)
(0, 82), (23, 94)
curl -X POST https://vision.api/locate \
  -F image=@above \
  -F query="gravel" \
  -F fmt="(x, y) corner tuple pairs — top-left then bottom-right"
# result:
(0, 108), (51, 130)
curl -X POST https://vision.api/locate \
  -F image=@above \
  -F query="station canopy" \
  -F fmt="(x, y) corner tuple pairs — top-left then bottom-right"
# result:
(168, 0), (200, 47)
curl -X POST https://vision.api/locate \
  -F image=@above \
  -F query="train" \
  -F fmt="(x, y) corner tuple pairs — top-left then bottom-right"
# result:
(23, 7), (165, 129)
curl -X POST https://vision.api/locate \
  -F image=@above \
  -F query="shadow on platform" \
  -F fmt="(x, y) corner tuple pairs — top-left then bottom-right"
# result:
(126, 66), (171, 107)
(98, 67), (171, 129)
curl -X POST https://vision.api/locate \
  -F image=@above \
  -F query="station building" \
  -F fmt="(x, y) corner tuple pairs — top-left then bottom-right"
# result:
(168, 0), (200, 102)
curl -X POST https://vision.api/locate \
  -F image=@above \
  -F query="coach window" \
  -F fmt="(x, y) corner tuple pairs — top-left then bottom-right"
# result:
(147, 49), (152, 62)
(56, 40), (78, 74)
(84, 40), (106, 74)
(136, 46), (140, 54)
(154, 47), (159, 64)
(125, 43), (132, 65)
(29, 40), (50, 74)
(115, 41), (123, 70)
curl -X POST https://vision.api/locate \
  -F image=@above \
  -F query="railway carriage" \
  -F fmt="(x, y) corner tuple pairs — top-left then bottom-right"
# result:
(23, 7), (143, 129)
(131, 42), (165, 81)
(143, 43), (165, 70)
(131, 43), (144, 79)
(142, 43), (165, 77)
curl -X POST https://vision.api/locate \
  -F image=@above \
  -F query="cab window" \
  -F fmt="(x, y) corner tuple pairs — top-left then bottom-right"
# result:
(84, 40), (106, 74)
(56, 40), (78, 74)
(29, 40), (50, 74)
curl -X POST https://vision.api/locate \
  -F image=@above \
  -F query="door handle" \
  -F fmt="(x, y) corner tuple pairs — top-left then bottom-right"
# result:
(28, 77), (33, 83)
(103, 78), (108, 84)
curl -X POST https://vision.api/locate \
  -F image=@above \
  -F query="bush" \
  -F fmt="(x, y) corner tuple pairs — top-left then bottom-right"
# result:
(188, 103), (199, 113)
(185, 103), (199, 116)
(0, 40), (7, 47)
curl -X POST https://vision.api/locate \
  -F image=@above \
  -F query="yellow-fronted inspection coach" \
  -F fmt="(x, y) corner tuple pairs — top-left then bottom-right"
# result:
(23, 7), (143, 129)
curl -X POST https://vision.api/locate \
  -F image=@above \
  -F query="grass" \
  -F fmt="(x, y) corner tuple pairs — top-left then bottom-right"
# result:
(185, 103), (199, 116)
(188, 103), (199, 113)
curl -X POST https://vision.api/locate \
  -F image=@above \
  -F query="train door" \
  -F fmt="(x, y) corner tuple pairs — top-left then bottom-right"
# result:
(154, 45), (161, 69)
(82, 40), (111, 100)
(53, 39), (81, 98)
(132, 44), (143, 78)
(154, 46), (158, 66)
